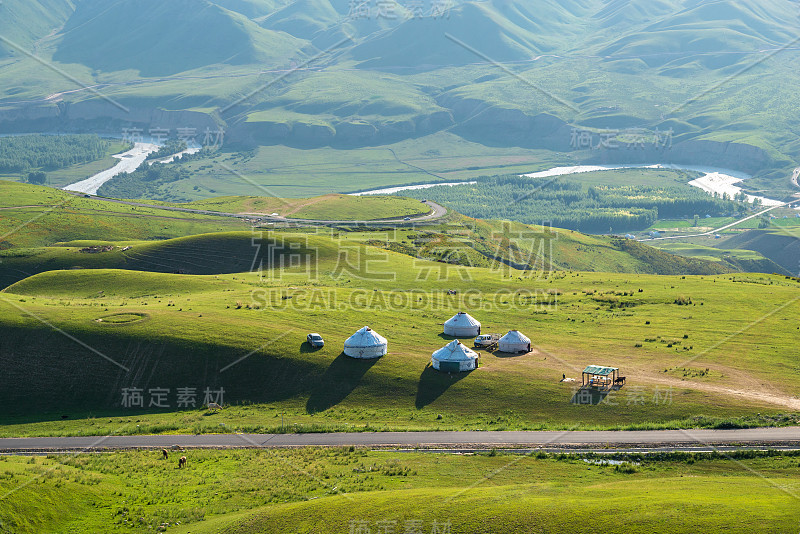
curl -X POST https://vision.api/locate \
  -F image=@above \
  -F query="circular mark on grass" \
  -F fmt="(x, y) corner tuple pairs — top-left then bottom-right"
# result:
(95, 312), (149, 326)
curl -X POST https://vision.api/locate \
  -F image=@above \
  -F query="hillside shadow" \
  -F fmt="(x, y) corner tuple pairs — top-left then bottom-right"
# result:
(306, 352), (379, 413)
(415, 365), (471, 409)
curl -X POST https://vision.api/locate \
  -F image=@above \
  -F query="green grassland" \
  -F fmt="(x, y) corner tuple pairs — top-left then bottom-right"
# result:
(0, 227), (798, 437)
(0, 214), (742, 289)
(183, 194), (429, 220)
(131, 133), (572, 200)
(0, 181), (423, 252)
(0, 182), (250, 252)
(0, 449), (798, 533)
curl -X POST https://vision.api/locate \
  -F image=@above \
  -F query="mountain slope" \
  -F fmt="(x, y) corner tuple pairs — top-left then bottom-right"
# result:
(0, 0), (75, 58)
(52, 0), (309, 76)
(259, 0), (340, 39)
(349, 1), (566, 69)
(597, 0), (800, 68)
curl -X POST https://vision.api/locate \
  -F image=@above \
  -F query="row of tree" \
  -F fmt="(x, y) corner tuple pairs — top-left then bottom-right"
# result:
(145, 139), (188, 161)
(0, 135), (110, 172)
(396, 174), (749, 233)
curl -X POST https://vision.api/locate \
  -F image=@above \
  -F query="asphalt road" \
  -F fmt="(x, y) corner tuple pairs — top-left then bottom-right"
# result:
(2, 427), (799, 453)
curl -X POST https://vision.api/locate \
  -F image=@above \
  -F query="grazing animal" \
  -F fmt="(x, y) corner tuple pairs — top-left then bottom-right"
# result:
(162, 448), (169, 460)
(206, 402), (223, 411)
(178, 456), (187, 468)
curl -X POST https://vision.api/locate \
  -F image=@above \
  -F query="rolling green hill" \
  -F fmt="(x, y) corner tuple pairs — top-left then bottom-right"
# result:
(718, 227), (800, 275)
(1, 449), (798, 533)
(53, 0), (307, 77)
(1, 246), (799, 435)
(259, 0), (340, 39)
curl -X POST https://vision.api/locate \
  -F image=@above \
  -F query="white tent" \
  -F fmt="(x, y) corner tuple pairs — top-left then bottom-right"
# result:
(443, 312), (481, 337)
(343, 326), (388, 359)
(431, 340), (479, 372)
(498, 330), (531, 353)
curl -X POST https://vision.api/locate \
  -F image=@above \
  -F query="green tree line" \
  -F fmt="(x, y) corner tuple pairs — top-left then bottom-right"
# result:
(397, 174), (748, 233)
(0, 134), (110, 172)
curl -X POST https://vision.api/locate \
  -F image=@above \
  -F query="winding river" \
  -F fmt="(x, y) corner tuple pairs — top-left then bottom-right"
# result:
(352, 163), (784, 207)
(63, 142), (159, 195)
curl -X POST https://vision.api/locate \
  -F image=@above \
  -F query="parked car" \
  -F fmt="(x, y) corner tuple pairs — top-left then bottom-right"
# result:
(473, 333), (500, 350)
(403, 216), (411, 221)
(307, 333), (324, 348)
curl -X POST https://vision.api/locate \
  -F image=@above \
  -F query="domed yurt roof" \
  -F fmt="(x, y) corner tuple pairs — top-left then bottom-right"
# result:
(343, 326), (388, 359)
(498, 329), (531, 353)
(443, 312), (481, 336)
(431, 340), (479, 372)
(432, 339), (479, 362)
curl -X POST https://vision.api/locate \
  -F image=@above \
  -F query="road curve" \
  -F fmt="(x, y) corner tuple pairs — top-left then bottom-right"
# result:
(1, 427), (798, 453)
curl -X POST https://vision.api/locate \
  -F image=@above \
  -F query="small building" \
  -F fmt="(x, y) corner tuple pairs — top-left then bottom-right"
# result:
(343, 326), (387, 359)
(582, 365), (623, 389)
(443, 312), (481, 337)
(431, 340), (479, 372)
(498, 330), (531, 353)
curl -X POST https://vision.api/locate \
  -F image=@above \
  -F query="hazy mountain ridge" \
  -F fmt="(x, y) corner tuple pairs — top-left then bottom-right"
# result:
(2, 0), (800, 189)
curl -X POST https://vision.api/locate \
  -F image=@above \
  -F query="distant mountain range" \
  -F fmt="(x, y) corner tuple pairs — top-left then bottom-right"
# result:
(2, 0), (800, 191)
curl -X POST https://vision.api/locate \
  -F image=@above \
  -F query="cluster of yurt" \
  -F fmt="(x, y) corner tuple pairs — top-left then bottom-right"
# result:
(340, 313), (530, 375)
(343, 326), (388, 359)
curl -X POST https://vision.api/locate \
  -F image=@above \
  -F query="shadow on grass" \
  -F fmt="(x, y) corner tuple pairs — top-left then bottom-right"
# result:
(306, 352), (379, 413)
(415, 364), (471, 409)
(300, 341), (322, 353)
(570, 385), (620, 405)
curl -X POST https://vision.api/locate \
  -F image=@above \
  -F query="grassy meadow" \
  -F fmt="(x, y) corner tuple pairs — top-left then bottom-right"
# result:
(0, 227), (798, 437)
(131, 132), (573, 200)
(0, 449), (798, 533)
(183, 194), (429, 220)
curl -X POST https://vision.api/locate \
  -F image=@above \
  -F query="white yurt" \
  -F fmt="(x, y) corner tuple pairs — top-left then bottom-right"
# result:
(343, 326), (388, 359)
(443, 312), (481, 337)
(498, 330), (531, 353)
(431, 340), (479, 372)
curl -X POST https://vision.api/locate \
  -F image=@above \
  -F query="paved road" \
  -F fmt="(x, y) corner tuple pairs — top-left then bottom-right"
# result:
(1, 427), (798, 453)
(640, 202), (792, 242)
(69, 193), (447, 226)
